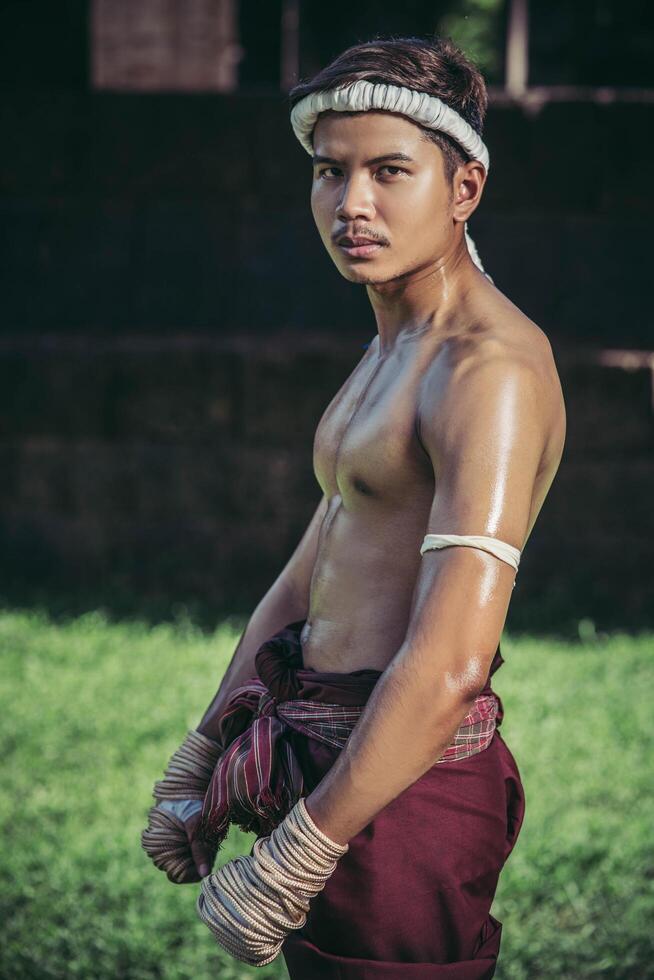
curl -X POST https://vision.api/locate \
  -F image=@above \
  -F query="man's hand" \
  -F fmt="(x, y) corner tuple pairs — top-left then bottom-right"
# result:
(141, 729), (224, 883)
(197, 796), (348, 965)
(183, 808), (215, 881)
(142, 799), (218, 884)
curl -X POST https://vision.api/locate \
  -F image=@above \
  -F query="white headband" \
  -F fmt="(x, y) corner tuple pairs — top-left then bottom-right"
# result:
(290, 79), (491, 277)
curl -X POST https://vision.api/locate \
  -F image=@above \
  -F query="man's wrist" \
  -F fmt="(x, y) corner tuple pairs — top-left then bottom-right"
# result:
(303, 792), (353, 848)
(197, 796), (348, 965)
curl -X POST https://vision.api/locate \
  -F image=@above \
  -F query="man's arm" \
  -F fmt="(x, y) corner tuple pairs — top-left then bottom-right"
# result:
(196, 493), (328, 739)
(304, 354), (547, 845)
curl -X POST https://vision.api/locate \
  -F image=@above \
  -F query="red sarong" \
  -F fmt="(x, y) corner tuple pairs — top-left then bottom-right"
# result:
(202, 619), (526, 979)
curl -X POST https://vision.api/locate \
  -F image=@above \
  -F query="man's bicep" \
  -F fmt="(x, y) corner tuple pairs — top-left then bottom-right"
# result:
(404, 360), (545, 688)
(420, 356), (545, 546)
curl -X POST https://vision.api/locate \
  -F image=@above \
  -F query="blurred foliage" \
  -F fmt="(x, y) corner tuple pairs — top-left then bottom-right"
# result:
(438, 0), (506, 81)
(0, 608), (652, 978)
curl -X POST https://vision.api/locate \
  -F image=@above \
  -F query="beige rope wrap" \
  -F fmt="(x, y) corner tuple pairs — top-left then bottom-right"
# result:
(197, 796), (349, 966)
(141, 729), (223, 883)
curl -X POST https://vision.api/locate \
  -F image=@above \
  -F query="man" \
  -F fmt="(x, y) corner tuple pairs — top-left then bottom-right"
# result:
(142, 34), (566, 978)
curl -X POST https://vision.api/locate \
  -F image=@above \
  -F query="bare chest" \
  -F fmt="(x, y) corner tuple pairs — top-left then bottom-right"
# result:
(313, 351), (431, 504)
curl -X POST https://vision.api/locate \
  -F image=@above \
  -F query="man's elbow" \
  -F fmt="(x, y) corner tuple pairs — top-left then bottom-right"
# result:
(438, 650), (492, 703)
(395, 635), (495, 703)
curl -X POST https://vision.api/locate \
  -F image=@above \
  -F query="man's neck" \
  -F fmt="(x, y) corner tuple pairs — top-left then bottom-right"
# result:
(366, 242), (484, 357)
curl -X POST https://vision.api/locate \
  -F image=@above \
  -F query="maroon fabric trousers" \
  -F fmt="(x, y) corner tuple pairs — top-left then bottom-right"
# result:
(251, 620), (526, 979)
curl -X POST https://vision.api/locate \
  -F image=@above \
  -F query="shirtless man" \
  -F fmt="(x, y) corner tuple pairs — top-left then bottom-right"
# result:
(143, 35), (566, 978)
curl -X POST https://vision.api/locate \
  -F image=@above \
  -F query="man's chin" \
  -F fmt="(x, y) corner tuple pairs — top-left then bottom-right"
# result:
(338, 265), (399, 285)
(333, 258), (393, 284)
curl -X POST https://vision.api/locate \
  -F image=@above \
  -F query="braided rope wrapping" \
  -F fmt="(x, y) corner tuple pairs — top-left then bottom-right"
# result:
(197, 796), (349, 966)
(290, 81), (490, 172)
(141, 729), (224, 883)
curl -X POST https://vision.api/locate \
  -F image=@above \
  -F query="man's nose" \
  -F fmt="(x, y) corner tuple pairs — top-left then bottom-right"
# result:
(335, 176), (375, 222)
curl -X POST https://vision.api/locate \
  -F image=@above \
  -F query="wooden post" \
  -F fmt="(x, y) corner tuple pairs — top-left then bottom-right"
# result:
(505, 0), (529, 99)
(280, 0), (300, 91)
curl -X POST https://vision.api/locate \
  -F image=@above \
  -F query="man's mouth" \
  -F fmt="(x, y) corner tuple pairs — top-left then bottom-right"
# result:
(337, 236), (386, 259)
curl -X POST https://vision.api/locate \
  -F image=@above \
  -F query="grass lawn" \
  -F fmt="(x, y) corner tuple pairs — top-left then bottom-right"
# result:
(0, 607), (652, 979)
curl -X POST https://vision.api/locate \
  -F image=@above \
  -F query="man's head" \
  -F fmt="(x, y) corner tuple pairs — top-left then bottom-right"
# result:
(288, 37), (489, 287)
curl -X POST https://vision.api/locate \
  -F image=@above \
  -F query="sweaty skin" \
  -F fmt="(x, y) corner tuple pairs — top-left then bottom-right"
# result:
(191, 108), (566, 865)
(288, 109), (567, 845)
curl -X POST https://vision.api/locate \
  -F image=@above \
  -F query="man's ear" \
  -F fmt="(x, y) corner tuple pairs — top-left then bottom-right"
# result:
(452, 161), (487, 223)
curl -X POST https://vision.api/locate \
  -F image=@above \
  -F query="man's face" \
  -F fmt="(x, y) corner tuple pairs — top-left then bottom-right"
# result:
(310, 110), (457, 285)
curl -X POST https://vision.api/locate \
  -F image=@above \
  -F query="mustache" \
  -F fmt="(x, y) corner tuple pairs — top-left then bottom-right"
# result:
(332, 229), (389, 245)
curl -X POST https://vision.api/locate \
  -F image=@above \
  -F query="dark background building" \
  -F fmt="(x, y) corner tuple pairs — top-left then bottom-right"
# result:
(1, 0), (652, 630)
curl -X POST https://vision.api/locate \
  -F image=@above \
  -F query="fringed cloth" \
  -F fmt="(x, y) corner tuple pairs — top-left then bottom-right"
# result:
(200, 619), (502, 851)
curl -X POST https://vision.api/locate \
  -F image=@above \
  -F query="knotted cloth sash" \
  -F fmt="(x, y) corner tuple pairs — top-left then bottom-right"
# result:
(200, 619), (500, 851)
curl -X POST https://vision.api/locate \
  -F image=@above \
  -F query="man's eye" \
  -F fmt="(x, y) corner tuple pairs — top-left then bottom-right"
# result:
(316, 165), (406, 179)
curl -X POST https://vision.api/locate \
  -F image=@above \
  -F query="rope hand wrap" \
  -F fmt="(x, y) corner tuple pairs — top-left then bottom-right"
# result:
(141, 729), (223, 883)
(197, 796), (348, 966)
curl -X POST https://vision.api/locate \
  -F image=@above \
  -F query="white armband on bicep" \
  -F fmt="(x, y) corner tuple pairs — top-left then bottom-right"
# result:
(420, 534), (521, 586)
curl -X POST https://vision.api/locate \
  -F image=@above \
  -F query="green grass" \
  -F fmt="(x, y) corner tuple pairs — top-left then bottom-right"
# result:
(0, 608), (652, 979)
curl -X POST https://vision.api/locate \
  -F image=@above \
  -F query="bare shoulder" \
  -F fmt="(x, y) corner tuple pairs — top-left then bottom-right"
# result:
(461, 290), (558, 382)
(419, 287), (566, 470)
(478, 292), (567, 455)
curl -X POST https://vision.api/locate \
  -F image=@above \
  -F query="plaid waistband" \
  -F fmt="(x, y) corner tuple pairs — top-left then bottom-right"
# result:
(200, 679), (498, 851)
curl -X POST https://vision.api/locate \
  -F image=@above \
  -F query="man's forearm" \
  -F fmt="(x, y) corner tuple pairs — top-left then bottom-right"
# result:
(197, 577), (307, 740)
(303, 646), (481, 846)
